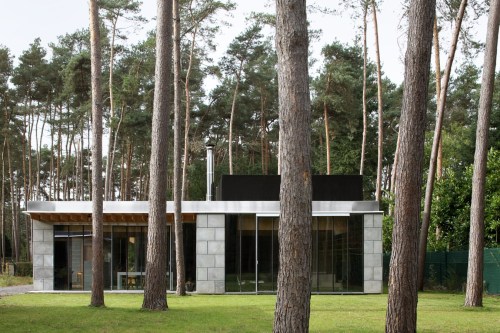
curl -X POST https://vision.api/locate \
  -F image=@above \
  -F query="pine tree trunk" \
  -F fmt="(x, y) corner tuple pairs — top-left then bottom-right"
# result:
(464, 0), (500, 307)
(173, 0), (186, 296)
(89, 0), (105, 307)
(418, 0), (467, 291)
(1, 140), (4, 265)
(360, 3), (368, 176)
(228, 61), (243, 175)
(142, 0), (172, 311)
(273, 0), (312, 331)
(386, 0), (435, 331)
(181, 23), (198, 200)
(323, 74), (331, 175)
(372, 0), (384, 202)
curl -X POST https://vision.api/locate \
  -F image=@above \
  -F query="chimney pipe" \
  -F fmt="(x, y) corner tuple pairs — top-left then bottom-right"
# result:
(206, 143), (215, 201)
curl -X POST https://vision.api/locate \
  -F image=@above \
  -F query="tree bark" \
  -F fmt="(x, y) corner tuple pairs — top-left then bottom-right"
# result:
(181, 20), (198, 200)
(372, 0), (384, 202)
(173, 0), (186, 296)
(385, 0), (435, 332)
(273, 0), (312, 332)
(142, 0), (172, 311)
(105, 17), (118, 201)
(418, 0), (467, 291)
(228, 60), (243, 175)
(464, 0), (500, 308)
(89, 0), (105, 307)
(360, 2), (368, 176)
(323, 74), (331, 175)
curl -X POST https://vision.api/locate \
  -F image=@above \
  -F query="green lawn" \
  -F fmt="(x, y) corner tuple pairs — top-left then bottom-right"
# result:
(0, 293), (499, 332)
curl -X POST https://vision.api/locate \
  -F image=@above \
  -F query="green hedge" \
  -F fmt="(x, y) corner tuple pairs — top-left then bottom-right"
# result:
(15, 262), (33, 277)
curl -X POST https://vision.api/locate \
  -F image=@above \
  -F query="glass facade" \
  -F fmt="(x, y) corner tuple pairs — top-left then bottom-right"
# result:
(54, 223), (196, 291)
(225, 214), (364, 293)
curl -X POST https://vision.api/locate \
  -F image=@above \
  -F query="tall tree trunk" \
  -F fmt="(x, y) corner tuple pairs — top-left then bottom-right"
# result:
(89, 0), (105, 307)
(143, 0), (172, 311)
(360, 2), (368, 176)
(465, 0), (500, 307)
(1, 139), (5, 266)
(56, 114), (62, 200)
(260, 88), (269, 175)
(418, 0), (467, 291)
(385, 0), (435, 331)
(125, 141), (132, 200)
(228, 61), (243, 175)
(273, 0), (312, 332)
(323, 74), (332, 175)
(181, 23), (198, 200)
(7, 140), (19, 262)
(105, 17), (118, 201)
(433, 16), (444, 240)
(173, 0), (186, 296)
(372, 0), (384, 202)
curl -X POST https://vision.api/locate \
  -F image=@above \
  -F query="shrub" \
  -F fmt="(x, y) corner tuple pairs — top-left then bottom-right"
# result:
(15, 262), (33, 277)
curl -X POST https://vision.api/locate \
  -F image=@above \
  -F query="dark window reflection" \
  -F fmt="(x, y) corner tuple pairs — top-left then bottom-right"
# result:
(226, 215), (364, 293)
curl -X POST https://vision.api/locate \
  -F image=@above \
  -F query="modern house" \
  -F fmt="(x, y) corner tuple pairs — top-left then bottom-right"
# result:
(26, 150), (383, 294)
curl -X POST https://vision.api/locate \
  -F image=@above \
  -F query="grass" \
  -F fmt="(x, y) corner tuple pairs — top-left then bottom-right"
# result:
(0, 274), (32, 287)
(0, 293), (499, 332)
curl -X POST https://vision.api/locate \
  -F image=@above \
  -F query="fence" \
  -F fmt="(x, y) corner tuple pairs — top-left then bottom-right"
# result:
(383, 248), (500, 294)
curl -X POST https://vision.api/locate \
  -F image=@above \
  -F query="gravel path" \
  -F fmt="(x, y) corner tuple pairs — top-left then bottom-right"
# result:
(0, 284), (33, 296)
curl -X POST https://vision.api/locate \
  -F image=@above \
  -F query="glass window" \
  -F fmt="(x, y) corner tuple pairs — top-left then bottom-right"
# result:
(257, 217), (278, 292)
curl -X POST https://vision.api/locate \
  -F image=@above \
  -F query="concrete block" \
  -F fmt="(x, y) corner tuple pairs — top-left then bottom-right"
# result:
(364, 240), (374, 254)
(34, 267), (53, 279)
(197, 241), (208, 255)
(215, 228), (225, 241)
(208, 214), (225, 228)
(43, 255), (53, 267)
(43, 230), (53, 242)
(373, 240), (383, 254)
(214, 255), (225, 268)
(364, 228), (382, 241)
(197, 214), (208, 228)
(207, 241), (225, 255)
(43, 279), (54, 291)
(33, 220), (52, 230)
(364, 267), (374, 281)
(197, 268), (208, 281)
(373, 214), (383, 228)
(196, 281), (215, 294)
(214, 280), (225, 294)
(364, 280), (383, 294)
(364, 214), (374, 228)
(33, 279), (44, 291)
(35, 242), (54, 255)
(197, 228), (215, 241)
(374, 266), (383, 281)
(33, 229), (44, 242)
(197, 255), (215, 268)
(208, 268), (225, 281)
(33, 255), (44, 267)
(364, 254), (382, 267)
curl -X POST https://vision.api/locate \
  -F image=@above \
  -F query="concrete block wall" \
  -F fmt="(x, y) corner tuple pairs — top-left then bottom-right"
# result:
(32, 220), (54, 291)
(196, 214), (225, 293)
(363, 214), (383, 293)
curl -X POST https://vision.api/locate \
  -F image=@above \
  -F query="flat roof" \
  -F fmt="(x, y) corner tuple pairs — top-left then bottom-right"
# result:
(26, 200), (381, 224)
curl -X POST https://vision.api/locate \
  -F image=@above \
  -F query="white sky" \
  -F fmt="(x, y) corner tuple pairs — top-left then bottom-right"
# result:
(0, 1), (493, 85)
(0, 0), (409, 83)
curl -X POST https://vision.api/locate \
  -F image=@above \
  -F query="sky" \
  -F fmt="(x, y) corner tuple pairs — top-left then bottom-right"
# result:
(0, 0), (409, 83)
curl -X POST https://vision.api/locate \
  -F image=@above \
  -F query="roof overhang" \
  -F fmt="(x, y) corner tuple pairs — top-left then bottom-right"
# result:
(26, 200), (381, 225)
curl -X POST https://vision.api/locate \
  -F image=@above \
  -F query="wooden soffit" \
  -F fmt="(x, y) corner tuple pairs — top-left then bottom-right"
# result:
(28, 213), (197, 225)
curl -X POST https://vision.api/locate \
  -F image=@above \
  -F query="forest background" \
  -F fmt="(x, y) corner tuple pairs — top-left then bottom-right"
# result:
(0, 0), (499, 266)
